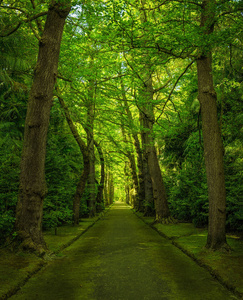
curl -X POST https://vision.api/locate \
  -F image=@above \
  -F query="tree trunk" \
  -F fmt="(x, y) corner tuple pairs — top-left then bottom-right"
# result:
(58, 96), (89, 225)
(121, 79), (145, 210)
(121, 123), (139, 208)
(197, 0), (228, 251)
(133, 136), (145, 211)
(124, 161), (131, 205)
(15, 1), (70, 254)
(86, 82), (96, 217)
(140, 111), (155, 216)
(127, 151), (139, 208)
(139, 73), (170, 220)
(108, 172), (114, 205)
(148, 145), (170, 220)
(94, 140), (105, 212)
(104, 170), (108, 206)
(136, 1), (170, 220)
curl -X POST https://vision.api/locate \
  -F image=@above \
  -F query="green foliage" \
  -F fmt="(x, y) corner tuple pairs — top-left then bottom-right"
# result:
(0, 0), (242, 244)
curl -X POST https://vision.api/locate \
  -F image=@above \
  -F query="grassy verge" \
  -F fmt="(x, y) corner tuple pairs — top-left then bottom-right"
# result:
(0, 207), (111, 300)
(134, 212), (243, 299)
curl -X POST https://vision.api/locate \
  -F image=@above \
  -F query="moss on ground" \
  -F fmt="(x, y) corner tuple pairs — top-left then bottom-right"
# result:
(135, 212), (243, 298)
(0, 215), (100, 300)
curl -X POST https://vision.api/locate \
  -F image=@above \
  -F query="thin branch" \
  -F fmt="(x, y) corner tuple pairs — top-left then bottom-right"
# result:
(0, 11), (47, 37)
(155, 60), (195, 123)
(153, 79), (172, 94)
(170, 0), (202, 7)
(57, 75), (72, 82)
(96, 74), (126, 85)
(123, 51), (147, 87)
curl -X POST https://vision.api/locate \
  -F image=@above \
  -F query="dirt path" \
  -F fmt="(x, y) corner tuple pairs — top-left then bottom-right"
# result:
(10, 202), (236, 300)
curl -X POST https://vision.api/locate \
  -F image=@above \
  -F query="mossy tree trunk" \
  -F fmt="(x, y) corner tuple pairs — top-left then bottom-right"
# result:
(15, 1), (71, 253)
(197, 0), (228, 251)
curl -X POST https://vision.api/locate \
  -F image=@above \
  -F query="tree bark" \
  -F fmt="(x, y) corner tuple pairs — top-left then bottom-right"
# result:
(121, 123), (139, 208)
(138, 70), (170, 220)
(15, 1), (70, 253)
(94, 140), (105, 212)
(121, 83), (145, 211)
(104, 169), (108, 206)
(58, 96), (90, 225)
(124, 161), (131, 205)
(139, 111), (155, 216)
(108, 172), (114, 205)
(197, 0), (228, 250)
(86, 81), (96, 217)
(136, 0), (170, 220)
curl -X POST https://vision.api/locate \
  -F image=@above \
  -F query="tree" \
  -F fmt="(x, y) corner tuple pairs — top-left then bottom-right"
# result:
(94, 140), (105, 212)
(196, 0), (229, 251)
(15, 1), (71, 253)
(58, 94), (90, 225)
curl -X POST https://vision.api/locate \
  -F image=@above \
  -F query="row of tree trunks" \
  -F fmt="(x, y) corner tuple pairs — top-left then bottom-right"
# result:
(120, 79), (145, 211)
(58, 96), (90, 225)
(120, 120), (140, 208)
(15, 1), (71, 254)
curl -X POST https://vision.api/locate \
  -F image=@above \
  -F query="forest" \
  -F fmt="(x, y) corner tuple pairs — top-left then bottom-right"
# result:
(0, 0), (242, 256)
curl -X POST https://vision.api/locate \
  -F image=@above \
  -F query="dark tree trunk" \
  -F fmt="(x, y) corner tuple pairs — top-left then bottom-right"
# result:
(104, 170), (108, 206)
(121, 79), (145, 210)
(139, 73), (170, 220)
(124, 161), (131, 205)
(148, 145), (170, 220)
(108, 172), (114, 205)
(127, 151), (139, 208)
(58, 96), (90, 225)
(197, 0), (228, 251)
(133, 136), (145, 211)
(15, 1), (70, 253)
(140, 112), (155, 216)
(121, 123), (139, 208)
(94, 140), (105, 212)
(86, 82), (96, 217)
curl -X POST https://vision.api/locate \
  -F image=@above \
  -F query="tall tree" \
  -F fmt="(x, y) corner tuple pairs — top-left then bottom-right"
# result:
(196, 0), (229, 250)
(58, 94), (90, 225)
(94, 140), (105, 212)
(15, 1), (71, 253)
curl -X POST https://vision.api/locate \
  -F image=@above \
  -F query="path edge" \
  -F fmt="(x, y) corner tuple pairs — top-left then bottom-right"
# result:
(132, 208), (243, 300)
(1, 205), (113, 300)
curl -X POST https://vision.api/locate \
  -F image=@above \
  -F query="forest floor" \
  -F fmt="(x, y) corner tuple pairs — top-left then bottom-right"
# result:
(0, 202), (242, 300)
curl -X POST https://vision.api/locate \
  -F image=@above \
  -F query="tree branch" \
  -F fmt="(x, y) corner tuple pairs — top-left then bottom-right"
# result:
(0, 10), (47, 37)
(155, 60), (195, 123)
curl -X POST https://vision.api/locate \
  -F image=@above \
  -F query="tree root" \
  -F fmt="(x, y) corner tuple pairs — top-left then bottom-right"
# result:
(205, 242), (232, 253)
(9, 231), (47, 257)
(153, 216), (178, 225)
